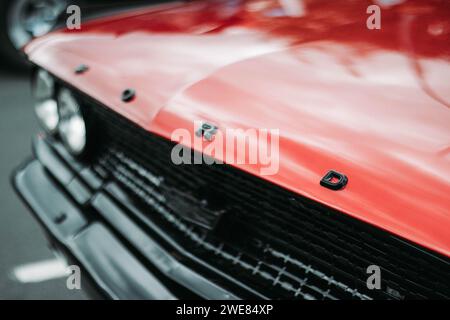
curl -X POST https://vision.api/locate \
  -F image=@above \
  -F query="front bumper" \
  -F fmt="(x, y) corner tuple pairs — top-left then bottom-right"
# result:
(12, 135), (239, 300)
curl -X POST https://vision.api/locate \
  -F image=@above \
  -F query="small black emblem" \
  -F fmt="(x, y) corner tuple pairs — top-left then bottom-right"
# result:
(75, 64), (89, 74)
(121, 88), (136, 102)
(195, 122), (218, 141)
(320, 170), (348, 190)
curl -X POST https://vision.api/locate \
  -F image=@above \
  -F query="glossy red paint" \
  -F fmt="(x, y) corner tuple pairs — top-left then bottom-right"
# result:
(25, 0), (450, 257)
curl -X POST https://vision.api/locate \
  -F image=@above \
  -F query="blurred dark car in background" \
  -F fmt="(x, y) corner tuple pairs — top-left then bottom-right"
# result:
(0, 0), (156, 70)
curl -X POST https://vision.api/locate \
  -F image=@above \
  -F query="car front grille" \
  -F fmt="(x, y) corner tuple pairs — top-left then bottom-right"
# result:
(76, 92), (450, 300)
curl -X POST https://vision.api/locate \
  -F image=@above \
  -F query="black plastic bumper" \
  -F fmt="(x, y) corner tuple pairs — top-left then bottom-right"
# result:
(11, 135), (239, 300)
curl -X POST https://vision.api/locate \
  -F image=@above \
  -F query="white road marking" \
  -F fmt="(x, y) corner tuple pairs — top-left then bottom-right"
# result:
(11, 258), (70, 283)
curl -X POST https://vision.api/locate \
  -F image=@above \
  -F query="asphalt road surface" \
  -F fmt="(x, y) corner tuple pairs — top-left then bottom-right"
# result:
(0, 67), (86, 299)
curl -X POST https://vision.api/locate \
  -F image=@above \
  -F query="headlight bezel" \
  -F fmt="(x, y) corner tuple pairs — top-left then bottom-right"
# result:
(56, 88), (88, 156)
(32, 69), (59, 134)
(31, 67), (94, 158)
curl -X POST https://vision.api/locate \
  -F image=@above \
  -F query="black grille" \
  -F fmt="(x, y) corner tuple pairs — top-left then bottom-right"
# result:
(78, 93), (450, 300)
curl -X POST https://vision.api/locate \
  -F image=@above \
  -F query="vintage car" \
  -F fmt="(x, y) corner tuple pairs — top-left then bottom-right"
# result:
(11, 0), (450, 299)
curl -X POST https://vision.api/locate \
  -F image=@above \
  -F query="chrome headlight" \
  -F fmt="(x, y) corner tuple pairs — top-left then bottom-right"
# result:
(57, 89), (87, 155)
(33, 69), (59, 133)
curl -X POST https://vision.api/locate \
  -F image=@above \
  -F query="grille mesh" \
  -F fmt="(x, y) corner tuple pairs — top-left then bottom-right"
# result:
(78, 94), (450, 300)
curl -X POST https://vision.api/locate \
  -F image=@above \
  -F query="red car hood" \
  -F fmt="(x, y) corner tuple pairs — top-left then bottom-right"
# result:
(25, 0), (450, 257)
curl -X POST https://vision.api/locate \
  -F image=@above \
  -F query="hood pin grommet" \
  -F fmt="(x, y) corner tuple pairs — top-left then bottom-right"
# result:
(75, 64), (89, 74)
(122, 88), (136, 102)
